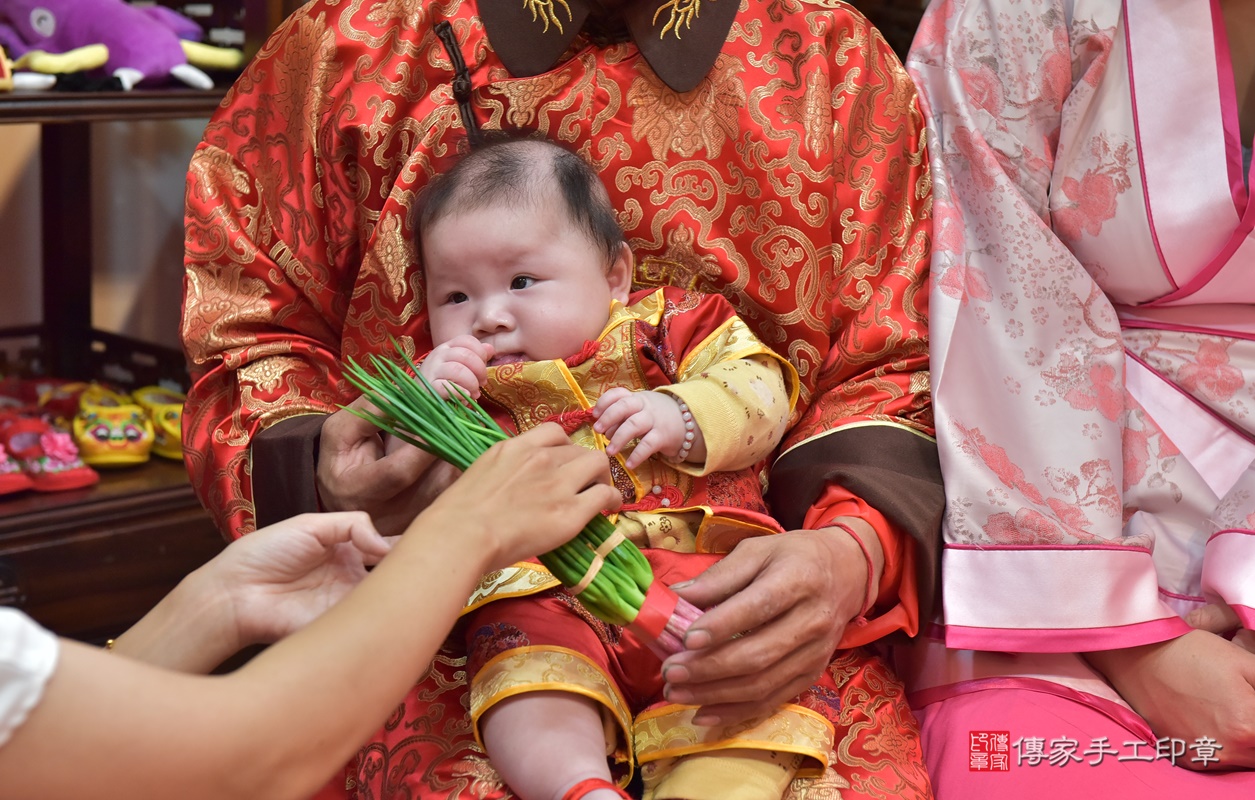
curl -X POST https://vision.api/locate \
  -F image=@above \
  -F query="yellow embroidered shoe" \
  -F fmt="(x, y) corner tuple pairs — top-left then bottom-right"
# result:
(132, 386), (185, 461)
(72, 385), (154, 467)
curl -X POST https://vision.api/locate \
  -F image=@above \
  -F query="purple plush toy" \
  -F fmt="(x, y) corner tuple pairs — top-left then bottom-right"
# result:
(0, 0), (242, 89)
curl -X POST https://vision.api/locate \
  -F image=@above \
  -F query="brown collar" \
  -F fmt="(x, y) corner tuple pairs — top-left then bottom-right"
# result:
(478, 0), (737, 93)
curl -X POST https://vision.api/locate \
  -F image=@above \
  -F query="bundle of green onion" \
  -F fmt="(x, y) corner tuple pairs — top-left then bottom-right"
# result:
(342, 342), (700, 655)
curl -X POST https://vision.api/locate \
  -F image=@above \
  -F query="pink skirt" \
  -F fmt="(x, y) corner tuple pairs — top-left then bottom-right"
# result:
(914, 684), (1255, 797)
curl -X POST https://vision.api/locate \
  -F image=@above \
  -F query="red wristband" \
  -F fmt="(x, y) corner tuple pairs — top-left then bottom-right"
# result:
(831, 522), (876, 621)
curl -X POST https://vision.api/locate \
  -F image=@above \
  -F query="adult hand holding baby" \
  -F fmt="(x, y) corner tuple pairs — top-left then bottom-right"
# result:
(316, 396), (462, 537)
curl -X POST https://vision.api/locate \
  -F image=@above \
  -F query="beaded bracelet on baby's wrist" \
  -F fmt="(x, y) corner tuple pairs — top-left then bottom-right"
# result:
(673, 397), (695, 462)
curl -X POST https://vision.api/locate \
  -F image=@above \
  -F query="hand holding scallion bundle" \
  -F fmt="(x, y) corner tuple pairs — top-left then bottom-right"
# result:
(342, 342), (702, 656)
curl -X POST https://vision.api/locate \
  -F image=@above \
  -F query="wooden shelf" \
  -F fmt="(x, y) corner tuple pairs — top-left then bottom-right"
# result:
(0, 328), (193, 392)
(0, 459), (198, 533)
(0, 460), (225, 643)
(2, 90), (224, 383)
(0, 91), (229, 643)
(0, 88), (228, 125)
(0, 3), (297, 649)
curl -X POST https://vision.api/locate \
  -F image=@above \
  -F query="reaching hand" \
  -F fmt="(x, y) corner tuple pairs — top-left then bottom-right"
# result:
(211, 511), (394, 647)
(316, 397), (461, 536)
(592, 388), (703, 468)
(658, 526), (875, 726)
(419, 423), (623, 571)
(419, 335), (493, 400)
(1085, 629), (1255, 769)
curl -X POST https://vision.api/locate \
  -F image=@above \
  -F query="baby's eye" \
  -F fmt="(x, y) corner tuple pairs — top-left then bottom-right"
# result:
(510, 276), (536, 290)
(445, 291), (468, 304)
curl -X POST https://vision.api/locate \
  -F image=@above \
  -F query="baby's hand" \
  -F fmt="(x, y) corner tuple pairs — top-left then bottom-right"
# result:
(592, 388), (700, 469)
(419, 336), (494, 400)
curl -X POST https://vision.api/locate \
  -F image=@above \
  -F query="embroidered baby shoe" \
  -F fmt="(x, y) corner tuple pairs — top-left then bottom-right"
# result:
(0, 413), (99, 492)
(131, 385), (185, 461)
(72, 385), (154, 467)
(0, 441), (34, 495)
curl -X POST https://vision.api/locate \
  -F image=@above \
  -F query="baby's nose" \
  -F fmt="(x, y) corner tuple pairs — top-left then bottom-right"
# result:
(474, 302), (513, 334)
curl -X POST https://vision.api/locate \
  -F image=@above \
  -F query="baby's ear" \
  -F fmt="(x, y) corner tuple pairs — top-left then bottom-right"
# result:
(607, 242), (633, 304)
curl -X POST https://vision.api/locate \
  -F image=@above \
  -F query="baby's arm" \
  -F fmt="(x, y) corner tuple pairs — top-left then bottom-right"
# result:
(592, 388), (702, 470)
(418, 335), (493, 400)
(593, 355), (791, 472)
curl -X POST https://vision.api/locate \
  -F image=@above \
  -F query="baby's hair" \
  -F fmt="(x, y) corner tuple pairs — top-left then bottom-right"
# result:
(416, 134), (624, 265)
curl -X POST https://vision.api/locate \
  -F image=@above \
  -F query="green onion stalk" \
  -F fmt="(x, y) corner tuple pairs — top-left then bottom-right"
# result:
(341, 343), (702, 657)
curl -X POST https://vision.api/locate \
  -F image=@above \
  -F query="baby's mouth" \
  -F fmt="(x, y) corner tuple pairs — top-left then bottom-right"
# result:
(489, 353), (526, 367)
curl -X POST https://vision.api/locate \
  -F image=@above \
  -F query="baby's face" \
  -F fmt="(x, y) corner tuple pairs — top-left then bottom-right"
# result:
(423, 198), (630, 365)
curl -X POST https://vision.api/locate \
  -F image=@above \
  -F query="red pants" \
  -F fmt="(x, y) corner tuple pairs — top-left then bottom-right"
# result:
(325, 551), (932, 799)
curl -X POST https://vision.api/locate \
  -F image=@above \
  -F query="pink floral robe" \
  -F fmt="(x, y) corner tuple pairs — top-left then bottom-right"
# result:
(905, 0), (1255, 792)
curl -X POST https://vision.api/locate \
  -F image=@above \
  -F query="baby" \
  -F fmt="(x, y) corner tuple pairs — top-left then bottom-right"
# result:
(416, 137), (824, 800)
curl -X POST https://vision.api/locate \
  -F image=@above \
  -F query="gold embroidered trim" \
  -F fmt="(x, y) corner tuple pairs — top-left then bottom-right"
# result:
(468, 645), (635, 776)
(633, 702), (834, 777)
(461, 563), (560, 615)
(775, 419), (938, 464)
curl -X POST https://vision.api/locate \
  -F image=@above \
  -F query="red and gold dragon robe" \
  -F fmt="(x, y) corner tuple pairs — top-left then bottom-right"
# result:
(181, 0), (938, 796)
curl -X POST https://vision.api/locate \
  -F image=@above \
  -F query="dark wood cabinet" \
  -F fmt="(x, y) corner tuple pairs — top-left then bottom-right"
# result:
(0, 90), (232, 642)
(0, 461), (225, 643)
(0, 0), (319, 647)
(0, 89), (226, 384)
(0, 0), (308, 640)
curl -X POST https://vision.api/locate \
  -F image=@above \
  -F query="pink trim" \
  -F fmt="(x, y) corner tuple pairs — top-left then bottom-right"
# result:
(1234, 604), (1255, 631)
(1124, 349), (1255, 447)
(1234, 605), (1255, 630)
(908, 676), (1057, 710)
(1207, 528), (1255, 544)
(1210, 0), (1248, 215)
(1158, 587), (1205, 603)
(1122, 0), (1174, 290)
(1117, 302), (1255, 337)
(943, 546), (1180, 640)
(1124, 352), (1255, 498)
(1202, 532), (1255, 630)
(946, 542), (1148, 554)
(908, 676), (1153, 740)
(1119, 317), (1255, 342)
(1148, 212), (1255, 305)
(945, 617), (1192, 653)
(1125, 0), (1255, 308)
